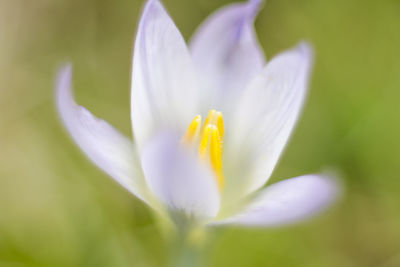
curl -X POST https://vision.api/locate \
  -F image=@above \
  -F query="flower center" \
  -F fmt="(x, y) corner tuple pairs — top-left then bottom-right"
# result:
(183, 110), (225, 190)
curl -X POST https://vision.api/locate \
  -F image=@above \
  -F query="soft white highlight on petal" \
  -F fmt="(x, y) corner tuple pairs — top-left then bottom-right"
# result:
(56, 65), (150, 204)
(227, 43), (313, 198)
(190, 0), (265, 112)
(141, 132), (220, 220)
(215, 174), (338, 227)
(131, 0), (200, 153)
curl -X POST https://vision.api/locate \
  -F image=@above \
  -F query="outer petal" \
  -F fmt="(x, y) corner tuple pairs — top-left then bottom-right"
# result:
(189, 0), (265, 112)
(227, 43), (313, 198)
(56, 65), (150, 204)
(215, 175), (338, 227)
(131, 0), (200, 153)
(141, 132), (220, 220)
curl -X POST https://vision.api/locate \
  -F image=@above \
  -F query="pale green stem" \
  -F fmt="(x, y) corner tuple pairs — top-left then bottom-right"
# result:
(152, 210), (218, 266)
(168, 226), (208, 267)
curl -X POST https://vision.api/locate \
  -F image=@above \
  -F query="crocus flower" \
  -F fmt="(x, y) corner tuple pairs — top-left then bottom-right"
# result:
(56, 0), (338, 227)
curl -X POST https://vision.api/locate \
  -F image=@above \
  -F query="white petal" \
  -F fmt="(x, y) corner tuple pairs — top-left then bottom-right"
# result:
(227, 43), (313, 197)
(56, 65), (150, 204)
(189, 0), (265, 112)
(131, 0), (200, 153)
(215, 174), (338, 227)
(141, 132), (220, 220)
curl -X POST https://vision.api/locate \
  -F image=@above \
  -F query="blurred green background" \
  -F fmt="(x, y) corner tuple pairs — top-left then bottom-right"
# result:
(1, 0), (400, 266)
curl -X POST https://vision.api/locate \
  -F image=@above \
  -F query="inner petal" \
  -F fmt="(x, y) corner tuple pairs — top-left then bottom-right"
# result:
(183, 110), (225, 190)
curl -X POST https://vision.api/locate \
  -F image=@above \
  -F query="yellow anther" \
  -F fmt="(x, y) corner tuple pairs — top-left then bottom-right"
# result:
(183, 110), (225, 190)
(210, 126), (224, 189)
(215, 111), (224, 141)
(199, 124), (212, 157)
(203, 110), (215, 133)
(203, 110), (224, 136)
(183, 115), (202, 143)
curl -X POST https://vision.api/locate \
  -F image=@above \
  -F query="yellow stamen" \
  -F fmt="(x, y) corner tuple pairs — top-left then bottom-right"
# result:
(199, 124), (212, 157)
(183, 110), (225, 190)
(183, 115), (202, 143)
(210, 126), (224, 189)
(215, 111), (224, 142)
(203, 110), (216, 128)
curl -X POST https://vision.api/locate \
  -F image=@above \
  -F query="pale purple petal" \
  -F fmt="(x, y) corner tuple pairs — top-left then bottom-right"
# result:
(131, 0), (200, 153)
(226, 43), (313, 199)
(215, 174), (338, 227)
(189, 0), (265, 112)
(141, 132), (220, 220)
(56, 65), (150, 204)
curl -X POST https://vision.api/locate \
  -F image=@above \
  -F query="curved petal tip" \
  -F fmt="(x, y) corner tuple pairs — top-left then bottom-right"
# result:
(145, 0), (159, 6)
(248, 0), (264, 17)
(296, 41), (314, 62)
(55, 63), (151, 204)
(56, 64), (72, 91)
(56, 63), (74, 111)
(214, 174), (340, 227)
(242, 0), (264, 22)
